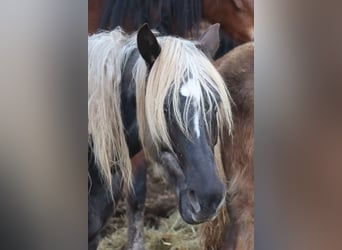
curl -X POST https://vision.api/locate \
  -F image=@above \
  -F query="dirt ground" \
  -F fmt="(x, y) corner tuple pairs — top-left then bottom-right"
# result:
(98, 165), (200, 250)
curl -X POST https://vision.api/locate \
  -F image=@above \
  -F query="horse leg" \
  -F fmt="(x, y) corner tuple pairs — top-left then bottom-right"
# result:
(126, 151), (148, 250)
(88, 180), (120, 249)
(221, 223), (239, 250)
(221, 222), (253, 250)
(219, 182), (253, 250)
(88, 169), (122, 250)
(88, 146), (122, 250)
(221, 169), (254, 250)
(88, 233), (102, 250)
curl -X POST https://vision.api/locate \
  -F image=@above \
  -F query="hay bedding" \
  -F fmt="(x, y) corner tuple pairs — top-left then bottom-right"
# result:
(98, 166), (201, 250)
(99, 212), (200, 250)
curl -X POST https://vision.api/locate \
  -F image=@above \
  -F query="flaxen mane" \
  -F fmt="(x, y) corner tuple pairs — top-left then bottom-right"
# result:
(88, 28), (135, 191)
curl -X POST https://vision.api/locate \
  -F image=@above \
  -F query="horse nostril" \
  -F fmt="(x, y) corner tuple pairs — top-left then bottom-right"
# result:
(188, 190), (201, 213)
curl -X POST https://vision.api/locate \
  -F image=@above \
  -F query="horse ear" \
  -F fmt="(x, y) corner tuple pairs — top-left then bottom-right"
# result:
(232, 0), (244, 10)
(198, 23), (220, 58)
(137, 23), (161, 67)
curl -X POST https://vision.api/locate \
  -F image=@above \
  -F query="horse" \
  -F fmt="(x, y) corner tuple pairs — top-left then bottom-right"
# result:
(88, 23), (234, 249)
(88, 0), (254, 58)
(199, 42), (254, 250)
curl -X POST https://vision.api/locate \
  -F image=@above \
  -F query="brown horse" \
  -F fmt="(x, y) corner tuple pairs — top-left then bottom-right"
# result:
(200, 42), (254, 250)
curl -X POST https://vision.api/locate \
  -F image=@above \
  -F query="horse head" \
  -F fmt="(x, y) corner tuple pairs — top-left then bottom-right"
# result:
(136, 24), (232, 224)
(203, 0), (254, 43)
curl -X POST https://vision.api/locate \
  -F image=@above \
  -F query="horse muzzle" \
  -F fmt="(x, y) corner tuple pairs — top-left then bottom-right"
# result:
(159, 151), (225, 224)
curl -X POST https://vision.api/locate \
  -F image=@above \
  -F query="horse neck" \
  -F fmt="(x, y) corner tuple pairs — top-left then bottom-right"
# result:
(120, 49), (142, 157)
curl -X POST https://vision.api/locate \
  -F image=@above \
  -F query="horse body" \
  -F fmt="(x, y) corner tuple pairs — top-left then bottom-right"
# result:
(88, 24), (233, 249)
